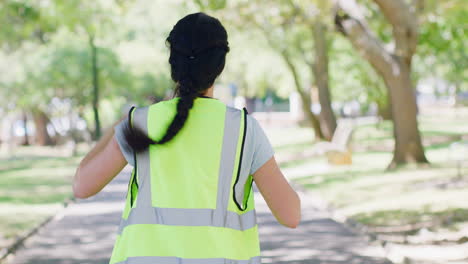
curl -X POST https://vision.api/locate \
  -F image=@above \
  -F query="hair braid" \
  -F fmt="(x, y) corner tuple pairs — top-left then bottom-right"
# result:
(123, 12), (229, 152)
(157, 79), (198, 144)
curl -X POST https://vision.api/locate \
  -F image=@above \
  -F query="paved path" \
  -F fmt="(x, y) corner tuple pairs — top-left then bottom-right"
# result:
(8, 168), (391, 264)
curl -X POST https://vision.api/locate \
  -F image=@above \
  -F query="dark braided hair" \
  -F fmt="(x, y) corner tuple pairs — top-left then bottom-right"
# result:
(123, 12), (230, 152)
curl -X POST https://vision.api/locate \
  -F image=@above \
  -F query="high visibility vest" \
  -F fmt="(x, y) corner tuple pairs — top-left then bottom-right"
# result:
(110, 97), (261, 264)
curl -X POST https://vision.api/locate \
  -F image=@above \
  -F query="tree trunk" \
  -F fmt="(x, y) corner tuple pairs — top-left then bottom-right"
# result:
(32, 109), (54, 146)
(299, 89), (324, 140)
(30, 110), (52, 146)
(281, 51), (324, 140)
(90, 34), (101, 140)
(312, 21), (337, 141)
(22, 111), (30, 146)
(257, 24), (325, 141)
(383, 60), (428, 168)
(334, 0), (428, 168)
(377, 99), (392, 121)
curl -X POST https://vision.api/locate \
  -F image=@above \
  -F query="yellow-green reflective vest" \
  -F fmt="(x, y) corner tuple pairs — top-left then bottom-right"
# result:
(110, 97), (260, 264)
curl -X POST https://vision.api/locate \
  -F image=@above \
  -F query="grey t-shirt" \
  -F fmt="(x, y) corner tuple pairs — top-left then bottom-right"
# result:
(114, 112), (274, 175)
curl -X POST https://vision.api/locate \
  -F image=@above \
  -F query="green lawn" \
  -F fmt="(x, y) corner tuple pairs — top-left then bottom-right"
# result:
(269, 111), (468, 237)
(0, 146), (85, 250)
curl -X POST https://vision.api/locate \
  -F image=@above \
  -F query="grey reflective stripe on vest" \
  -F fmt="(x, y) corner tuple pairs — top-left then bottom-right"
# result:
(120, 106), (256, 233)
(114, 256), (262, 264)
(118, 206), (256, 234)
(132, 106), (151, 208)
(213, 107), (242, 226)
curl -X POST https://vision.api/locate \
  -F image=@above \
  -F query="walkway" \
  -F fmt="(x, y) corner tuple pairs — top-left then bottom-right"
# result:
(8, 168), (391, 264)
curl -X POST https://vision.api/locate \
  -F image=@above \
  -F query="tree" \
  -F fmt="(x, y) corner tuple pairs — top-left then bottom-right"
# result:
(329, 36), (390, 119)
(24, 36), (133, 128)
(279, 43), (325, 140)
(0, 43), (59, 146)
(416, 0), (467, 105)
(52, 0), (126, 139)
(195, 0), (334, 140)
(0, 0), (61, 145)
(250, 15), (326, 140)
(0, 0), (57, 49)
(1, 0), (177, 146)
(31, 110), (54, 145)
(311, 21), (337, 139)
(287, 0), (338, 140)
(334, 0), (428, 168)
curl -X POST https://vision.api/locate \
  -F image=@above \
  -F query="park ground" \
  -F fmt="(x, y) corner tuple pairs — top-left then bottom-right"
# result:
(1, 106), (468, 263)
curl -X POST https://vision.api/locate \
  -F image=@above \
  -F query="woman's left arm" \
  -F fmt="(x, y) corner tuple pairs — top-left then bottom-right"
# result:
(72, 118), (128, 199)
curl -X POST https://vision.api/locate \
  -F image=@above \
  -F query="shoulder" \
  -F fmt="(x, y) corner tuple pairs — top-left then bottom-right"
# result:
(148, 98), (179, 112)
(246, 113), (263, 133)
(223, 106), (262, 130)
(226, 105), (242, 113)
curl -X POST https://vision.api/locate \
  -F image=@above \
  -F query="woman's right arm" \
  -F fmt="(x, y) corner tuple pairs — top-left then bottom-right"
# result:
(253, 156), (301, 228)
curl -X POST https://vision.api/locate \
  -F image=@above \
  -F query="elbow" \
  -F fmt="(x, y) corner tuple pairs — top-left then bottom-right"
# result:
(73, 182), (97, 199)
(72, 168), (93, 199)
(283, 214), (301, 229)
(73, 187), (85, 199)
(72, 182), (90, 199)
(284, 194), (302, 229)
(290, 216), (301, 229)
(278, 208), (301, 229)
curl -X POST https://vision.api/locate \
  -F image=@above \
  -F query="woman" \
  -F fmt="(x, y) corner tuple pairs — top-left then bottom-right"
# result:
(73, 12), (301, 264)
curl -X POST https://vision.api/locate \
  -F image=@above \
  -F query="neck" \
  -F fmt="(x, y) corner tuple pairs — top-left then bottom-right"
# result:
(202, 85), (214, 98)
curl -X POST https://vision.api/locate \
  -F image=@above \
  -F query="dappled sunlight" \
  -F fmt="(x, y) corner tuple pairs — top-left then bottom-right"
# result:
(385, 243), (468, 263)
(0, 203), (62, 214)
(65, 202), (124, 217)
(7, 173), (128, 264)
(270, 110), (468, 263)
(264, 127), (315, 149)
(0, 146), (84, 254)
(8, 171), (391, 264)
(340, 188), (468, 216)
(254, 189), (390, 264)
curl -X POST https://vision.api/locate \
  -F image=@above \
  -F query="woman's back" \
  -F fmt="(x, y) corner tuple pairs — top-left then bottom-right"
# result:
(110, 97), (265, 263)
(143, 97), (229, 209)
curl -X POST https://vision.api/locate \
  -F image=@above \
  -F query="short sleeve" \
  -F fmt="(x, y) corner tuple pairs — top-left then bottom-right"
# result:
(114, 119), (135, 167)
(249, 116), (275, 175)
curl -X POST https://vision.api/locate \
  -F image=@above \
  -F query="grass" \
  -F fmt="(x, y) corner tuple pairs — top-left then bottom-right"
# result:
(0, 145), (86, 249)
(353, 208), (468, 231)
(269, 109), (468, 235)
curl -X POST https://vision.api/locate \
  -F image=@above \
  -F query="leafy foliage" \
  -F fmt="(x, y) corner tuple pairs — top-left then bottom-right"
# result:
(0, 0), (465, 136)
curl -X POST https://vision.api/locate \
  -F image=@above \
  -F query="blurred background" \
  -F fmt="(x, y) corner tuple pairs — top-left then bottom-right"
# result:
(0, 0), (467, 263)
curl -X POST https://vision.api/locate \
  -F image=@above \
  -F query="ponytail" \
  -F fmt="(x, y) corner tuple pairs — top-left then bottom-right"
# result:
(157, 79), (198, 144)
(123, 12), (229, 153)
(122, 81), (198, 152)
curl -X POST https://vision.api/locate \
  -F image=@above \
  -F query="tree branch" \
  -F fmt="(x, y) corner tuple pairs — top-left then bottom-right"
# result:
(373, 0), (418, 62)
(334, 0), (397, 77)
(281, 49), (309, 100)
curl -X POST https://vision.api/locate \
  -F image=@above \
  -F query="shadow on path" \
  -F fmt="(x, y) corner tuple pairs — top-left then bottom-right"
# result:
(256, 188), (391, 264)
(9, 168), (391, 264)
